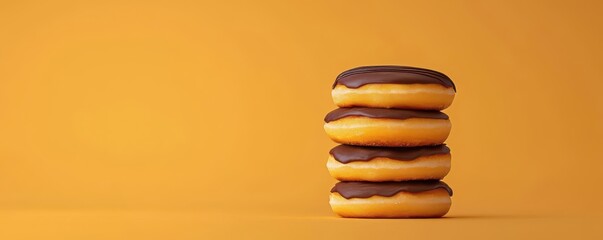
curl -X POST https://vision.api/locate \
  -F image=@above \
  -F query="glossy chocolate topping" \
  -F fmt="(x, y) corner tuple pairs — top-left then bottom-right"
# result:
(330, 144), (450, 163)
(334, 65), (455, 91)
(331, 181), (453, 199)
(324, 107), (449, 122)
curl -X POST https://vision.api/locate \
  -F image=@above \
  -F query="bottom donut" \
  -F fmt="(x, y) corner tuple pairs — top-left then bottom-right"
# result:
(329, 181), (452, 218)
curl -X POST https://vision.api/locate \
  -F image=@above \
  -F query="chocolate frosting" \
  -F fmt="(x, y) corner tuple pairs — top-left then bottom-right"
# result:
(331, 181), (453, 199)
(330, 144), (450, 163)
(333, 65), (455, 91)
(324, 107), (448, 122)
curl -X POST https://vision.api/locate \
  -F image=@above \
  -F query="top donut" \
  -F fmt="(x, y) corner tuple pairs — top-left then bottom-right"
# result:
(332, 66), (456, 110)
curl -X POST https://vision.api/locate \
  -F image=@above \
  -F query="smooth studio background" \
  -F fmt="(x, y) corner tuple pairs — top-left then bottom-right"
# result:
(0, 0), (602, 239)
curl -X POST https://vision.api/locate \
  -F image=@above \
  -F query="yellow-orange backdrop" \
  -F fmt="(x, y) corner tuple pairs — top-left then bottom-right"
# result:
(0, 0), (602, 239)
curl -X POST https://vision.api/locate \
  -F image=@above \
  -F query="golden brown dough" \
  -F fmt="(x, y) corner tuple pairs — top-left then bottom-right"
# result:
(332, 83), (455, 110)
(327, 153), (451, 182)
(324, 117), (451, 147)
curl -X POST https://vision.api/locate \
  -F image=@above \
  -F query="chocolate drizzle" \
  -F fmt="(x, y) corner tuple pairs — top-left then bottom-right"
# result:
(333, 66), (455, 91)
(331, 181), (453, 199)
(330, 144), (450, 163)
(324, 107), (448, 122)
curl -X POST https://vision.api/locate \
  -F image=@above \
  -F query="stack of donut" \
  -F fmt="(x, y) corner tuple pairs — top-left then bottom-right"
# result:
(324, 66), (456, 218)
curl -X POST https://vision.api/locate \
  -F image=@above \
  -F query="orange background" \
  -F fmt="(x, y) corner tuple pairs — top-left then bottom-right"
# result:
(0, 0), (602, 239)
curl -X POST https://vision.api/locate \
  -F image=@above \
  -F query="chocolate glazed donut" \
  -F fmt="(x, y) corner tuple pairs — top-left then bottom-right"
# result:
(326, 145), (452, 181)
(329, 181), (453, 218)
(324, 108), (452, 147)
(332, 66), (456, 110)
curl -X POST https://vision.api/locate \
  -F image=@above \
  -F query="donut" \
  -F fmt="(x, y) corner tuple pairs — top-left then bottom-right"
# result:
(327, 144), (451, 181)
(324, 107), (451, 147)
(330, 181), (452, 218)
(332, 66), (455, 110)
